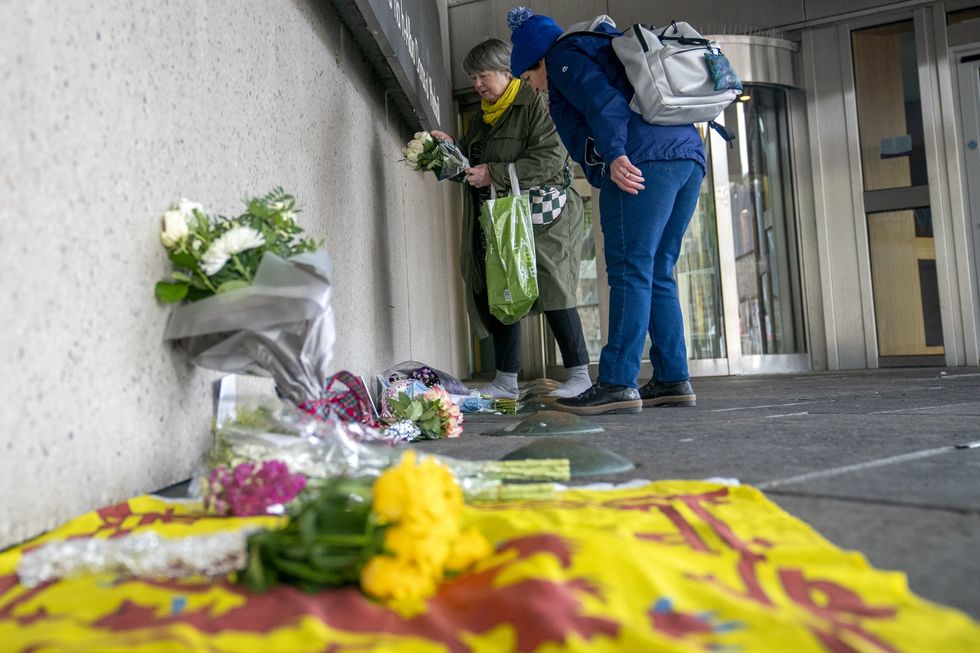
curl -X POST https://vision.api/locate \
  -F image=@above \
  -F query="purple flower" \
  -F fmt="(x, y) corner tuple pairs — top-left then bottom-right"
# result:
(204, 460), (307, 517)
(409, 366), (440, 388)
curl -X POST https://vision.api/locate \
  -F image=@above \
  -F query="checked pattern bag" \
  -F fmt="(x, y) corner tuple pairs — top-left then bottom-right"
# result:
(529, 185), (567, 225)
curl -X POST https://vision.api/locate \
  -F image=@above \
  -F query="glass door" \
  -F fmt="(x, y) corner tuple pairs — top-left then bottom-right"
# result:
(720, 87), (807, 370)
(956, 53), (980, 312)
(852, 20), (944, 363)
(678, 132), (730, 376)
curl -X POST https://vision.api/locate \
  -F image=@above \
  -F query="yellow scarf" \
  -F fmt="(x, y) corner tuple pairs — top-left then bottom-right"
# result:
(482, 78), (521, 126)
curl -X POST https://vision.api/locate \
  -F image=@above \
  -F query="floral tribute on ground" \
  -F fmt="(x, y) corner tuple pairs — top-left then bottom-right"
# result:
(241, 451), (491, 609)
(204, 460), (307, 517)
(382, 384), (463, 441)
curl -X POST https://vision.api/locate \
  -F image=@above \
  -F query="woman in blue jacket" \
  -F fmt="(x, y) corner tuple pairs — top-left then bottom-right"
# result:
(508, 7), (704, 414)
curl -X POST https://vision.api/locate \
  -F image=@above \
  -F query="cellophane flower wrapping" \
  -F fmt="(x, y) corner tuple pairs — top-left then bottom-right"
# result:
(402, 132), (469, 182)
(381, 360), (471, 396)
(163, 251), (336, 406)
(432, 139), (469, 181)
(206, 394), (568, 503)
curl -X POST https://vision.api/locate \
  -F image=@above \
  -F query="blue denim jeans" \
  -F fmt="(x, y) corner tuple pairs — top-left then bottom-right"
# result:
(598, 159), (705, 388)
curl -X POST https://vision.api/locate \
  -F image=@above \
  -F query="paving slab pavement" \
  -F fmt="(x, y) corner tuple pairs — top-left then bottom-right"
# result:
(413, 367), (980, 617)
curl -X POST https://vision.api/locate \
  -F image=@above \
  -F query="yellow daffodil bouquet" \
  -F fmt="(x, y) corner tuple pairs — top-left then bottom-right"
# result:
(239, 451), (492, 607)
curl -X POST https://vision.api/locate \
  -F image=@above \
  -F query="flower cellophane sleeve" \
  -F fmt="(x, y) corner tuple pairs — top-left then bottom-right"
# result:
(206, 393), (564, 501)
(435, 140), (469, 181)
(380, 360), (471, 396)
(162, 251), (335, 405)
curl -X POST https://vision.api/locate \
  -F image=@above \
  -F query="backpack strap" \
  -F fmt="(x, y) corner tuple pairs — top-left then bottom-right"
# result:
(557, 15), (617, 42)
(707, 120), (736, 148)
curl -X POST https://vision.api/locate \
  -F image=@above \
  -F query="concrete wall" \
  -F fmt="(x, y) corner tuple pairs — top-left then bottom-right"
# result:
(0, 0), (467, 549)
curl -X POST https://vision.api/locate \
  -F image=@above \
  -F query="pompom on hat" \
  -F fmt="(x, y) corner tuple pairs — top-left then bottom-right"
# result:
(507, 6), (563, 77)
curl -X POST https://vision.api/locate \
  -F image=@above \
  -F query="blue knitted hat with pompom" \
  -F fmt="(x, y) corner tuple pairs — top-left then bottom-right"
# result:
(507, 6), (563, 76)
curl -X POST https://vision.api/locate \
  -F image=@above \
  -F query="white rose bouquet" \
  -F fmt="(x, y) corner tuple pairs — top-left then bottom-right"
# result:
(156, 189), (337, 406)
(402, 131), (468, 181)
(155, 189), (317, 303)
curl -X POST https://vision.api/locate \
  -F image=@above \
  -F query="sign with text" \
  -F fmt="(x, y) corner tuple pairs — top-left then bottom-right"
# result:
(351, 0), (451, 130)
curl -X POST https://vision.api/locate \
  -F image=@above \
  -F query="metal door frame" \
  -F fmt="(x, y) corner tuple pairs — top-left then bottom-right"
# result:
(841, 6), (969, 367)
(953, 47), (980, 361)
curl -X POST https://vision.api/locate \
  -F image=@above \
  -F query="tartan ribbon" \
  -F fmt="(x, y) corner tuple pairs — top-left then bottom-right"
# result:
(298, 371), (378, 427)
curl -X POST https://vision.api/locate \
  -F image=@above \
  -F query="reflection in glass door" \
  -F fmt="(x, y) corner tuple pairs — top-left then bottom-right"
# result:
(677, 138), (726, 362)
(722, 87), (806, 359)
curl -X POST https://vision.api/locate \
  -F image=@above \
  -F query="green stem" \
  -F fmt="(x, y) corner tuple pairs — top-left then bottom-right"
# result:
(466, 482), (558, 502)
(231, 254), (252, 282)
(196, 269), (218, 292)
(446, 457), (570, 482)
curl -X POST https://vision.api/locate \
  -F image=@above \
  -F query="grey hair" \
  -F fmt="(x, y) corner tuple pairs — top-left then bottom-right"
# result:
(462, 39), (512, 76)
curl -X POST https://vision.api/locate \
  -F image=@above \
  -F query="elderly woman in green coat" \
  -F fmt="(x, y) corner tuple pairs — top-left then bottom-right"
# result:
(432, 38), (590, 400)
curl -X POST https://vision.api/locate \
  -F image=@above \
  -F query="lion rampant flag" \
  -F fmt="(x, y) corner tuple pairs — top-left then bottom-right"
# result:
(1, 482), (978, 652)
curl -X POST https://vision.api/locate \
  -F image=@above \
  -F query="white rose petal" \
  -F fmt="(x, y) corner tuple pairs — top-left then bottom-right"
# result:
(407, 140), (424, 154)
(160, 210), (189, 249)
(407, 151), (419, 163)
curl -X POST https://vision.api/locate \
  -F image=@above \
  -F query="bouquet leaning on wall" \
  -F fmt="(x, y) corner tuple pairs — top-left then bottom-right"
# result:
(155, 189), (340, 416)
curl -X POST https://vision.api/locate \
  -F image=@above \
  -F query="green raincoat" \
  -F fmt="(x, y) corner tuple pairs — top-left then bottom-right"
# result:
(458, 81), (585, 338)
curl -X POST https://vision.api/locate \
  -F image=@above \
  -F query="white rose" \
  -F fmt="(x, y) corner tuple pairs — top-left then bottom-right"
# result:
(160, 210), (189, 249)
(414, 131), (428, 141)
(407, 140), (424, 154)
(406, 151), (419, 163)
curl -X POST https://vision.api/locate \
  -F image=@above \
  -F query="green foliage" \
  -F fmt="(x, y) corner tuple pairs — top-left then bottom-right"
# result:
(239, 476), (382, 593)
(155, 188), (321, 303)
(387, 394), (444, 440)
(154, 281), (189, 303)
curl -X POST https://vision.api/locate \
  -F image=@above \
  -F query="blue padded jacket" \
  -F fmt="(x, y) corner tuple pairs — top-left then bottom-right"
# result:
(545, 21), (706, 188)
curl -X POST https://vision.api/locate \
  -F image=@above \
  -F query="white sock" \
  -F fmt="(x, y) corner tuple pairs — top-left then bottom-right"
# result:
(549, 365), (592, 398)
(479, 370), (519, 400)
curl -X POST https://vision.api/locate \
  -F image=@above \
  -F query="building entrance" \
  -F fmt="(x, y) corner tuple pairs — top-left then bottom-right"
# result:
(852, 20), (945, 363)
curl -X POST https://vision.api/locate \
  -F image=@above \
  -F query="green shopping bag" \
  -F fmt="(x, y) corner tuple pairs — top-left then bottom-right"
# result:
(479, 163), (538, 325)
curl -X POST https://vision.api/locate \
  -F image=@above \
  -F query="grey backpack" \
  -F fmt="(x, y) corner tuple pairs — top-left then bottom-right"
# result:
(560, 16), (739, 129)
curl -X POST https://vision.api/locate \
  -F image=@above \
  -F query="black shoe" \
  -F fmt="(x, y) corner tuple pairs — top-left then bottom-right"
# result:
(555, 382), (642, 415)
(639, 379), (696, 407)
